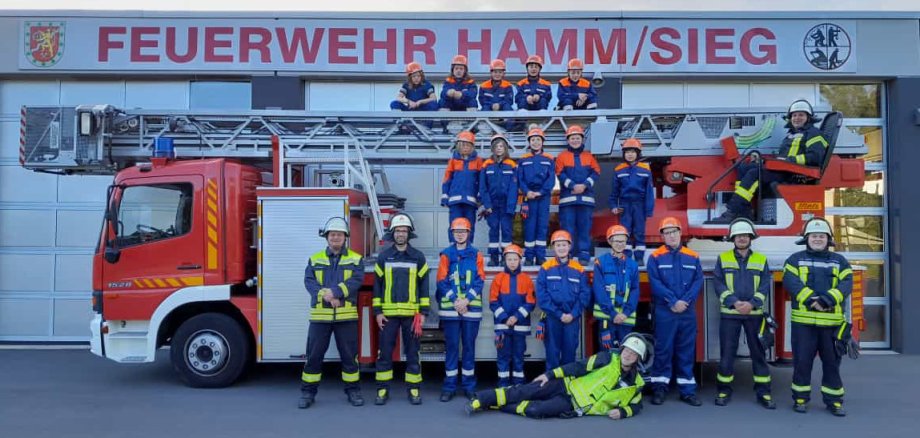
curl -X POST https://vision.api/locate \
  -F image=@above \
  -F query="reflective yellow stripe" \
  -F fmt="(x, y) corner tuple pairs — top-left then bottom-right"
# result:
(791, 383), (811, 393)
(821, 386), (845, 396)
(372, 297), (382, 308)
(717, 373), (734, 383)
(586, 355), (597, 371)
(794, 154), (806, 165)
(796, 287), (814, 305)
(726, 273), (734, 292)
(754, 292), (766, 302)
(734, 180), (759, 202)
(376, 370), (393, 381)
(806, 135), (828, 148)
(302, 372), (321, 383)
(719, 291), (732, 302)
(792, 309), (844, 326)
(408, 267), (417, 304)
(516, 401), (530, 416)
(753, 277), (761, 296)
(385, 266), (393, 306)
(418, 263), (429, 278)
(754, 375), (772, 383)
(553, 368), (564, 378)
(374, 264), (384, 276)
(316, 270), (324, 285)
(788, 136), (802, 157)
(784, 263), (798, 275)
(838, 268), (853, 280)
(344, 270), (352, 281)
(496, 388), (507, 406)
(799, 266), (809, 284)
(342, 371), (360, 383)
(339, 283), (350, 298)
(828, 288), (844, 304)
(623, 406), (633, 417)
(405, 373), (422, 384)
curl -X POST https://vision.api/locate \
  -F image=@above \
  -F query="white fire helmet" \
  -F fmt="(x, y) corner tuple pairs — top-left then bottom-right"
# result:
(787, 99), (814, 117)
(727, 218), (758, 240)
(319, 216), (349, 237)
(621, 335), (647, 361)
(388, 213), (415, 233)
(797, 217), (835, 246)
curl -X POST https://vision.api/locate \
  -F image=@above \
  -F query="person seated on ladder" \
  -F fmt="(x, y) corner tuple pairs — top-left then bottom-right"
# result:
(715, 99), (829, 222)
(390, 62), (438, 111)
(439, 55), (479, 112)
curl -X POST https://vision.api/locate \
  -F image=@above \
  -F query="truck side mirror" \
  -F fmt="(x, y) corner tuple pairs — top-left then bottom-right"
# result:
(104, 247), (121, 264)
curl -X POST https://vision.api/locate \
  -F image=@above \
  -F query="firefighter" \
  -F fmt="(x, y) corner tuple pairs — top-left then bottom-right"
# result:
(478, 59), (514, 111)
(556, 125), (601, 264)
(439, 55), (478, 111)
(436, 217), (486, 402)
(373, 213), (430, 406)
(556, 58), (597, 110)
(516, 127), (555, 266)
(536, 230), (591, 371)
(716, 99), (829, 222)
(593, 225), (640, 350)
(713, 218), (776, 409)
(489, 244), (536, 387)
(441, 131), (483, 242)
(515, 55), (553, 111)
(609, 138), (655, 265)
(479, 134), (518, 266)
(299, 217), (365, 409)
(466, 334), (651, 420)
(390, 61), (438, 111)
(783, 217), (851, 417)
(647, 217), (704, 407)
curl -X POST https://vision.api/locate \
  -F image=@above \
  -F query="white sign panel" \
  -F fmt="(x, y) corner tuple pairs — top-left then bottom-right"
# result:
(20, 18), (857, 73)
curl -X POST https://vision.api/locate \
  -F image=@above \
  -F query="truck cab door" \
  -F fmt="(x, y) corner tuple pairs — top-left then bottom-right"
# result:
(101, 176), (205, 320)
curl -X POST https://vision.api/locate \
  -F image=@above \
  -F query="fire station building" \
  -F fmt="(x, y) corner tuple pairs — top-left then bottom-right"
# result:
(0, 10), (918, 354)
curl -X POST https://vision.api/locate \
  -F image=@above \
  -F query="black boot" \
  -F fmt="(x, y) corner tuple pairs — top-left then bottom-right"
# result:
(715, 392), (730, 406)
(408, 388), (422, 405)
(298, 392), (316, 409)
(827, 401), (846, 417)
(680, 394), (703, 407)
(346, 389), (365, 407)
(440, 391), (455, 402)
(374, 388), (389, 406)
(758, 394), (776, 410)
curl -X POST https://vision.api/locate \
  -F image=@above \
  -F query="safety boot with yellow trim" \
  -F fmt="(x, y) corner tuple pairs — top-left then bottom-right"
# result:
(298, 392), (315, 409)
(465, 396), (482, 416)
(408, 388), (423, 405)
(827, 401), (846, 417)
(714, 392), (731, 406)
(793, 398), (808, 413)
(374, 388), (389, 406)
(758, 394), (776, 410)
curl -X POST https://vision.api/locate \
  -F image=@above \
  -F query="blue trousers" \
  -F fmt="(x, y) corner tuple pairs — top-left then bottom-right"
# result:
(390, 100), (439, 111)
(448, 204), (477, 243)
(543, 317), (579, 372)
(620, 201), (648, 262)
(650, 307), (697, 396)
(439, 96), (477, 111)
(523, 196), (551, 261)
(496, 331), (528, 387)
(442, 319), (481, 393)
(486, 206), (514, 259)
(559, 204), (594, 262)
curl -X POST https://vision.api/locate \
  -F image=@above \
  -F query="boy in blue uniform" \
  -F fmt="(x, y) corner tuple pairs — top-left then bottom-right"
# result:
(593, 225), (640, 350)
(479, 59), (514, 111)
(647, 217), (704, 407)
(536, 230), (591, 371)
(439, 55), (478, 112)
(390, 62), (438, 111)
(480, 134), (518, 266)
(436, 217), (486, 401)
(556, 58), (597, 110)
(610, 138), (655, 265)
(489, 244), (536, 387)
(442, 131), (483, 242)
(515, 55), (553, 111)
(555, 125), (601, 264)
(516, 127), (555, 266)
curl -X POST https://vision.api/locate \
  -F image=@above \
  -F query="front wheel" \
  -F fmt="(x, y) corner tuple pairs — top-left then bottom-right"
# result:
(170, 312), (251, 388)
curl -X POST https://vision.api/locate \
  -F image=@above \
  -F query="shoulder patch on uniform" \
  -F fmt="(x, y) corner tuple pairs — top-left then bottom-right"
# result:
(569, 260), (585, 272)
(614, 163), (629, 171)
(559, 78), (572, 86)
(637, 162), (651, 170)
(651, 246), (669, 257)
(483, 158), (495, 167)
(679, 247), (700, 258)
(538, 79), (552, 86)
(577, 78), (591, 87)
(517, 78), (529, 86)
(540, 259), (558, 269)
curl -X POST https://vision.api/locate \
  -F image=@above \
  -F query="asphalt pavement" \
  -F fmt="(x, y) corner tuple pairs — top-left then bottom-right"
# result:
(0, 348), (916, 438)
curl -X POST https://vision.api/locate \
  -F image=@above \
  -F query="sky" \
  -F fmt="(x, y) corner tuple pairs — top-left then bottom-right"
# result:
(0, 0), (918, 12)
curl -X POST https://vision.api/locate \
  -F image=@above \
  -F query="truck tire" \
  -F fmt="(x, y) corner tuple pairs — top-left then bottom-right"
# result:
(170, 312), (251, 388)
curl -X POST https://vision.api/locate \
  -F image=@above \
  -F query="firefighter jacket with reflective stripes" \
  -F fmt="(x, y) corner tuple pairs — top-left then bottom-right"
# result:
(647, 245), (704, 310)
(373, 244), (430, 317)
(712, 249), (771, 318)
(442, 151), (483, 206)
(515, 76), (553, 110)
(480, 157), (518, 211)
(440, 76), (479, 107)
(556, 77), (597, 109)
(609, 162), (655, 214)
(592, 253), (640, 325)
(783, 248), (852, 327)
(555, 146), (601, 207)
(489, 267), (536, 333)
(777, 124), (828, 167)
(436, 244), (486, 321)
(478, 79), (514, 110)
(550, 351), (644, 418)
(304, 248), (364, 322)
(536, 258), (591, 320)
(516, 151), (555, 197)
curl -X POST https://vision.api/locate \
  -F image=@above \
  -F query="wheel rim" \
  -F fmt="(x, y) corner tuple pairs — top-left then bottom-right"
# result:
(184, 330), (229, 376)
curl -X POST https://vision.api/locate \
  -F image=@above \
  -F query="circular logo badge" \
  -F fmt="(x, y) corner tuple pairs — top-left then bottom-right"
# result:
(803, 23), (851, 70)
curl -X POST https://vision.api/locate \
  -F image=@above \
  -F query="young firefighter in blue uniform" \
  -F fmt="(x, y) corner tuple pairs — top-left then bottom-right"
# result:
(373, 213), (430, 406)
(515, 55), (553, 111)
(436, 217), (486, 402)
(713, 218), (775, 409)
(390, 62), (438, 111)
(593, 225), (640, 350)
(466, 334), (650, 421)
(536, 230), (591, 371)
(783, 217), (852, 417)
(716, 99), (829, 222)
(610, 138), (655, 265)
(517, 127), (555, 266)
(478, 59), (514, 111)
(480, 134), (518, 267)
(489, 244), (536, 387)
(556, 58), (597, 110)
(441, 131), (483, 242)
(299, 217), (365, 409)
(555, 125), (601, 264)
(439, 55), (478, 112)
(647, 217), (704, 407)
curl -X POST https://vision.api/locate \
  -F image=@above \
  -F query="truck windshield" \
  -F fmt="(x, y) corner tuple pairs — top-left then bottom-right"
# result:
(115, 183), (194, 247)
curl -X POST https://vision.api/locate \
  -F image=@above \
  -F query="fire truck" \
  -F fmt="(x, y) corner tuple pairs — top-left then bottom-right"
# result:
(19, 105), (867, 387)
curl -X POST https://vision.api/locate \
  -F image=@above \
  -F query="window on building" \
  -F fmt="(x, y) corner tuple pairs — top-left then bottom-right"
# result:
(190, 81), (251, 110)
(116, 184), (193, 247)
